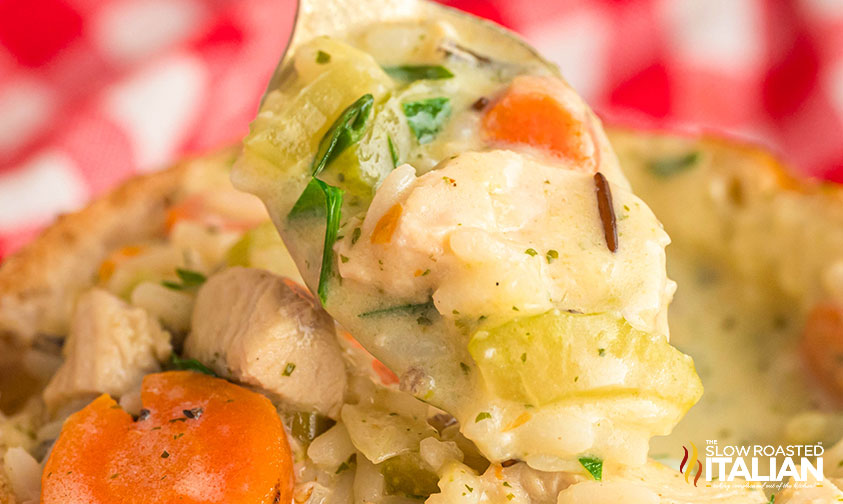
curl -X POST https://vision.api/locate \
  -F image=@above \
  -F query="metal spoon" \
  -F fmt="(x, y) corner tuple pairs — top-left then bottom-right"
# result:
(261, 0), (558, 104)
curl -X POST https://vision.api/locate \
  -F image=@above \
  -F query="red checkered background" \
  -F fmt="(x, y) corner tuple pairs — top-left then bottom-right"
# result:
(1, 0), (842, 259)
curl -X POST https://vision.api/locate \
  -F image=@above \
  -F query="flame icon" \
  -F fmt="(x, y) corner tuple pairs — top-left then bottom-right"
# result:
(679, 442), (703, 486)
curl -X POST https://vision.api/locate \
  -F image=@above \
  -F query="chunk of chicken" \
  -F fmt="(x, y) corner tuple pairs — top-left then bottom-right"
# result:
(184, 267), (347, 417)
(43, 288), (171, 411)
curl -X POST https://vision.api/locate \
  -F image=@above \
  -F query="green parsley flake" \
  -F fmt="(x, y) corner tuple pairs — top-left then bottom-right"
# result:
(402, 97), (451, 144)
(316, 50), (331, 64)
(475, 412), (492, 423)
(578, 456), (603, 480)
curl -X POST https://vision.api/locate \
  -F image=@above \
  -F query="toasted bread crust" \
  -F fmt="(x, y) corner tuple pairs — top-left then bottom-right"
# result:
(0, 149), (238, 347)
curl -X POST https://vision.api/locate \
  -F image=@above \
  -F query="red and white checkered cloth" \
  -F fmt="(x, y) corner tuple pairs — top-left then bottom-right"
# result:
(1, 0), (842, 260)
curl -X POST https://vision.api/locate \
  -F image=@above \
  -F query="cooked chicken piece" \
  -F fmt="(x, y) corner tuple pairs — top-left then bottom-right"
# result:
(184, 267), (347, 417)
(43, 288), (171, 411)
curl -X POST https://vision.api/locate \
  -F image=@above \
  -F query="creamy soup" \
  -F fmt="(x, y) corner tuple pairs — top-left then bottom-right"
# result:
(232, 19), (701, 471)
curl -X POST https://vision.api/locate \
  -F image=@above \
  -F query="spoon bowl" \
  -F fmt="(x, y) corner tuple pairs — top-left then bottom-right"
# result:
(262, 0), (558, 105)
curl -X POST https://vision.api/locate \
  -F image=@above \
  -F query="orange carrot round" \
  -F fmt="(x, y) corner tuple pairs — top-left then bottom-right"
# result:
(802, 303), (843, 398)
(42, 371), (294, 504)
(483, 75), (596, 170)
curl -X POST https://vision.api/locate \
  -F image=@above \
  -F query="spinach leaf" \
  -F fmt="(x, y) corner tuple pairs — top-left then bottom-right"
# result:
(287, 178), (326, 220)
(402, 97), (451, 144)
(287, 178), (344, 305)
(384, 65), (453, 81)
(648, 151), (700, 178)
(578, 456), (603, 481)
(312, 94), (374, 177)
(317, 179), (344, 305)
(170, 355), (216, 376)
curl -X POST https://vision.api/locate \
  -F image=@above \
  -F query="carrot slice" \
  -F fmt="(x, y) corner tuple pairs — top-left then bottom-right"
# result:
(483, 75), (596, 170)
(802, 303), (843, 398)
(371, 203), (403, 244)
(42, 371), (294, 504)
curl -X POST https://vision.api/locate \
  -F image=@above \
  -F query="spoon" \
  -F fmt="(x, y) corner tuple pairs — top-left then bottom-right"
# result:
(261, 0), (558, 105)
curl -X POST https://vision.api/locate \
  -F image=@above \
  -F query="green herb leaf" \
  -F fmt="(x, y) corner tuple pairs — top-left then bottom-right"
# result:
(312, 94), (374, 176)
(387, 135), (399, 168)
(316, 50), (331, 64)
(176, 268), (206, 287)
(282, 363), (296, 376)
(287, 178), (344, 306)
(170, 355), (216, 376)
(402, 97), (451, 144)
(384, 65), (454, 81)
(546, 249), (558, 263)
(162, 268), (206, 291)
(358, 300), (435, 318)
(316, 180), (343, 306)
(578, 456), (603, 481)
(475, 412), (492, 423)
(525, 248), (537, 256)
(648, 151), (700, 178)
(287, 178), (327, 220)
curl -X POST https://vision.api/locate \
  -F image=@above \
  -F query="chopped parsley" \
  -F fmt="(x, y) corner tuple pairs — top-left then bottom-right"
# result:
(546, 249), (558, 263)
(460, 362), (470, 375)
(525, 248), (538, 256)
(358, 300), (434, 318)
(170, 355), (216, 376)
(384, 65), (454, 81)
(162, 268), (206, 291)
(475, 412), (492, 423)
(161, 450), (170, 459)
(182, 407), (203, 419)
(316, 50), (331, 64)
(282, 363), (296, 376)
(648, 151), (700, 178)
(402, 97), (451, 144)
(387, 135), (399, 168)
(578, 456), (603, 481)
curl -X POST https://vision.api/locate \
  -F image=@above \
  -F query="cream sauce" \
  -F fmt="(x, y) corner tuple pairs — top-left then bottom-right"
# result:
(650, 244), (839, 458)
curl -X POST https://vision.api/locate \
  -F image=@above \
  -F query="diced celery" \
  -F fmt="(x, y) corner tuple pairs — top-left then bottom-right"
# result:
(341, 403), (437, 464)
(225, 222), (302, 283)
(468, 310), (702, 411)
(240, 38), (393, 198)
(286, 410), (336, 446)
(379, 452), (440, 498)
